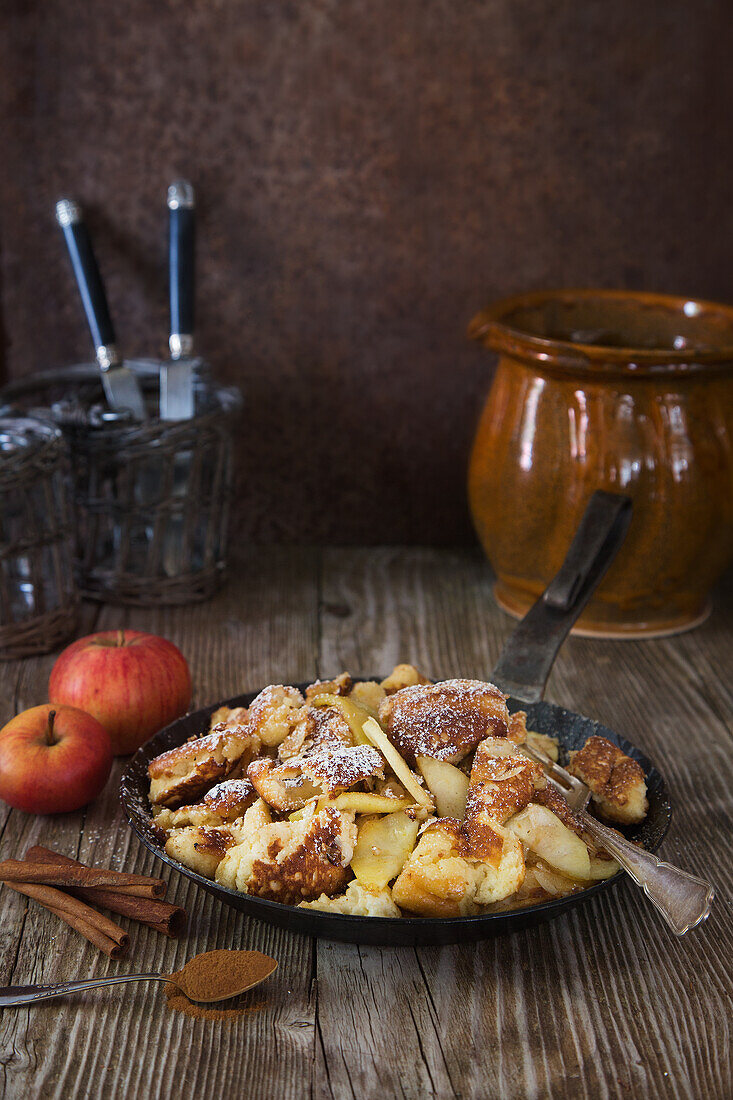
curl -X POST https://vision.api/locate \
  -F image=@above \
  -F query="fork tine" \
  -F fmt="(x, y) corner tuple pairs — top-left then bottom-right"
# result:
(542, 771), (590, 813)
(521, 741), (588, 792)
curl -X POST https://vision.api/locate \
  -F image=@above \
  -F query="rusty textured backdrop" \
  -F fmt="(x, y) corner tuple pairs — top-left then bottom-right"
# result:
(1, 1), (731, 542)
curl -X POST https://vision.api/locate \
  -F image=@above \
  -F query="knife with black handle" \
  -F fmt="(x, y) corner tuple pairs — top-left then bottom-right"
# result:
(55, 198), (147, 420)
(160, 180), (196, 420)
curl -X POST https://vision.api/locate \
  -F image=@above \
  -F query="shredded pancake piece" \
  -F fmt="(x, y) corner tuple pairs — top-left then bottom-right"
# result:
(247, 684), (306, 747)
(207, 705), (249, 733)
(153, 778), (257, 831)
(463, 737), (546, 854)
(277, 705), (353, 761)
(165, 823), (242, 879)
(148, 723), (260, 809)
(380, 664), (431, 695)
(391, 817), (525, 917)
(215, 802), (357, 904)
(299, 881), (401, 917)
(568, 736), (648, 824)
(305, 672), (353, 700)
(379, 678), (511, 764)
(248, 744), (383, 812)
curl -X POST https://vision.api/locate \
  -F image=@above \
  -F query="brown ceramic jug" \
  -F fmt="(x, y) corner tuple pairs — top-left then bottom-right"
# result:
(468, 289), (733, 636)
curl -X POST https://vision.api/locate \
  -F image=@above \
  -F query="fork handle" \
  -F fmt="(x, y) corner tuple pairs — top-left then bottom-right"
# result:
(580, 813), (714, 935)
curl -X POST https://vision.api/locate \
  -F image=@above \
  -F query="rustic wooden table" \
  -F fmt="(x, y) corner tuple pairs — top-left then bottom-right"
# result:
(0, 547), (730, 1100)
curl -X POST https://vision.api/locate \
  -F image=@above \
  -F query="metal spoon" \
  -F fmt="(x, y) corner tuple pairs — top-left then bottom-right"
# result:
(0, 952), (278, 1007)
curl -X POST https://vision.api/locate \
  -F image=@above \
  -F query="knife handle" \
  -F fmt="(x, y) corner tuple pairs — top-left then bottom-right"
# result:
(167, 180), (195, 359)
(55, 198), (119, 371)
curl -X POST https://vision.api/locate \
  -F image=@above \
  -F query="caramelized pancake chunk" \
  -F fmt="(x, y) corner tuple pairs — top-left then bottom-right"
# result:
(305, 672), (353, 700)
(380, 664), (431, 695)
(215, 804), (357, 904)
(507, 709), (529, 743)
(464, 737), (545, 854)
(154, 778), (257, 832)
(165, 824), (240, 878)
(249, 744), (384, 811)
(208, 705), (249, 732)
(379, 679), (510, 764)
(507, 711), (560, 761)
(148, 723), (259, 809)
(247, 757), (322, 812)
(568, 736), (648, 824)
(299, 744), (384, 793)
(392, 817), (525, 917)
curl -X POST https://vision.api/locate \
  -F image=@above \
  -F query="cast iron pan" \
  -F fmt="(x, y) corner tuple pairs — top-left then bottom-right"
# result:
(122, 492), (672, 945)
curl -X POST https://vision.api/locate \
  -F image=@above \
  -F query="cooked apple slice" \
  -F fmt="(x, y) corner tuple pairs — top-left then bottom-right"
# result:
(506, 803), (591, 881)
(415, 756), (469, 819)
(361, 718), (434, 810)
(351, 811), (420, 891)
(310, 694), (373, 745)
(586, 855), (621, 880)
(322, 792), (414, 814)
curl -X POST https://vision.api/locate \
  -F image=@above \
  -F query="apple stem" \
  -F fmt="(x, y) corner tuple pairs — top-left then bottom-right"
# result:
(46, 710), (57, 746)
(117, 629), (125, 647)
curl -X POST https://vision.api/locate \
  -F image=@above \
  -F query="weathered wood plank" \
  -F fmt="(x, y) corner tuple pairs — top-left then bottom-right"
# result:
(318, 547), (732, 1100)
(0, 548), (320, 1100)
(0, 547), (731, 1100)
(0, 598), (101, 1087)
(317, 548), (465, 1100)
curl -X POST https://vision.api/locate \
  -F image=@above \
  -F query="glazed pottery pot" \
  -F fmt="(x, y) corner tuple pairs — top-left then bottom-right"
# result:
(468, 289), (733, 637)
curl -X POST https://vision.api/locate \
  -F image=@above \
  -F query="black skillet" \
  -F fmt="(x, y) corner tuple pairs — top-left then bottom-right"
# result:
(122, 491), (672, 945)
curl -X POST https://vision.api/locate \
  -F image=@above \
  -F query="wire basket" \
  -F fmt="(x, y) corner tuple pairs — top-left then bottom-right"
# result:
(0, 364), (242, 606)
(0, 417), (80, 659)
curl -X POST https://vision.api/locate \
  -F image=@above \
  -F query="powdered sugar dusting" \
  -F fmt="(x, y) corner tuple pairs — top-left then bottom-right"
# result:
(379, 679), (509, 762)
(204, 778), (254, 807)
(299, 745), (384, 792)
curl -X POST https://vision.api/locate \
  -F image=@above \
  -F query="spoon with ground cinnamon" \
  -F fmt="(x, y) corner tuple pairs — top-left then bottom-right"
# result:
(0, 949), (277, 1007)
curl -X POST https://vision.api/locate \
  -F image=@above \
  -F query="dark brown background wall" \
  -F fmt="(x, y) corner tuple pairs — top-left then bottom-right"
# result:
(2, 1), (731, 542)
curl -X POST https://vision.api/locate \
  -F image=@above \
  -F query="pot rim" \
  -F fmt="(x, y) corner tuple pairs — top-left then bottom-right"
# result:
(468, 288), (733, 375)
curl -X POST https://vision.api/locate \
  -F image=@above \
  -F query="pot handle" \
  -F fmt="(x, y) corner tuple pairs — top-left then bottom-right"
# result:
(491, 490), (632, 702)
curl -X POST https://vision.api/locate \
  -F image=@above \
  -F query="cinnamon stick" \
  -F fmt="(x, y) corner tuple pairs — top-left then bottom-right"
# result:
(0, 859), (166, 897)
(25, 847), (187, 938)
(4, 881), (129, 959)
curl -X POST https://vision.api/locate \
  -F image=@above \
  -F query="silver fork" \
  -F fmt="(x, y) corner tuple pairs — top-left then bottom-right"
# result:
(521, 741), (714, 936)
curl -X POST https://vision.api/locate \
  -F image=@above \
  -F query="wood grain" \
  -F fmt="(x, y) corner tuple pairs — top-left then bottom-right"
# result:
(0, 546), (731, 1099)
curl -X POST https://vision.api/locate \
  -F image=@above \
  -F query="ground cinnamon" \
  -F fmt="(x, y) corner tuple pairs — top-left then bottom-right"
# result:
(164, 986), (266, 1023)
(165, 949), (277, 1021)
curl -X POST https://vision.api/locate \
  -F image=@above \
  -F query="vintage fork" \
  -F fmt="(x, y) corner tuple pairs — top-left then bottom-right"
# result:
(521, 740), (714, 936)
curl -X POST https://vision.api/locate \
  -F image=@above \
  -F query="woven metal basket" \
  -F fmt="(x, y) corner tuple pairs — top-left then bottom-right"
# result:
(0, 417), (79, 659)
(1, 364), (242, 606)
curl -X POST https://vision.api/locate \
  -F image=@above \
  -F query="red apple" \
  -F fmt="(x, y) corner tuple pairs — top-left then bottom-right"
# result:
(49, 629), (192, 755)
(0, 704), (113, 814)
(48, 629), (191, 756)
